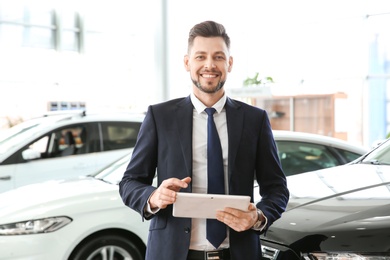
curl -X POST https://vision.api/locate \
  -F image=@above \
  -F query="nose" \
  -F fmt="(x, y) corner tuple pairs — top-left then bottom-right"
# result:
(204, 59), (216, 69)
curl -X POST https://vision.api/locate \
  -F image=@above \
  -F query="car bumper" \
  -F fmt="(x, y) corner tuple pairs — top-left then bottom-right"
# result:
(0, 230), (72, 259)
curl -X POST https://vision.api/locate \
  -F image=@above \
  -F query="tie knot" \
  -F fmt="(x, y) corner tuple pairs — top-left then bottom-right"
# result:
(205, 107), (216, 117)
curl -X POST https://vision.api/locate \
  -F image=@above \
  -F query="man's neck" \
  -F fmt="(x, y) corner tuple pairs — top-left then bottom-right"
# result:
(192, 87), (225, 107)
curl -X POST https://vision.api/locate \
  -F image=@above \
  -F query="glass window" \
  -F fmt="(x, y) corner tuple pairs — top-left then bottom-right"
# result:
(276, 141), (339, 176)
(25, 4), (53, 26)
(334, 148), (363, 163)
(362, 139), (390, 165)
(26, 125), (86, 159)
(0, 24), (24, 47)
(0, 2), (24, 47)
(0, 2), (55, 49)
(101, 122), (141, 151)
(23, 4), (55, 49)
(61, 10), (79, 52)
(0, 1), (24, 22)
(23, 26), (54, 48)
(61, 29), (79, 51)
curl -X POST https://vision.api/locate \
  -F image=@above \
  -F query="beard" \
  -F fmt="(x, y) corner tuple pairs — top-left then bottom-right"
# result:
(191, 75), (225, 94)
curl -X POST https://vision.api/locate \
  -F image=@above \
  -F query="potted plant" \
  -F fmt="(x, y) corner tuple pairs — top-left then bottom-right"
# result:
(243, 72), (274, 87)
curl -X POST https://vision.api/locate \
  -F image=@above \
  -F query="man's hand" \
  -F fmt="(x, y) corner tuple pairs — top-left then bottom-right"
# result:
(149, 177), (191, 209)
(216, 203), (260, 232)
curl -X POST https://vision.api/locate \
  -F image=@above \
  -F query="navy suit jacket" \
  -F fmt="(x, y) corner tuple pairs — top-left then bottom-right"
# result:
(119, 96), (289, 260)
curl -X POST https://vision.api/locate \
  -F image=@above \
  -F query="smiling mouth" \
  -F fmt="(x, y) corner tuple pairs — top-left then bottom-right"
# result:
(201, 73), (219, 78)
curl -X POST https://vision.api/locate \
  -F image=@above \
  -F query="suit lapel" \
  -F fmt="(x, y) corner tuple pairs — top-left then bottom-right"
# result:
(174, 96), (193, 181)
(225, 97), (243, 181)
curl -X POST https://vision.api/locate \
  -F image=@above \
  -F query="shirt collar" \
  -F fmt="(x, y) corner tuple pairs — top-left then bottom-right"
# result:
(190, 92), (227, 115)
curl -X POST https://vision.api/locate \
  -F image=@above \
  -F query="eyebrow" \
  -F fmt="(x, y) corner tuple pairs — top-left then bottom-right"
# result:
(194, 51), (226, 56)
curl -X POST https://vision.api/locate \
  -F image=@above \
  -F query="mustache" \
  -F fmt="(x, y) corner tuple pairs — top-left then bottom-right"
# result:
(200, 69), (220, 75)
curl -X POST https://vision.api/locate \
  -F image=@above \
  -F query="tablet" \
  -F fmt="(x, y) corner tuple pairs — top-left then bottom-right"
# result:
(172, 192), (251, 219)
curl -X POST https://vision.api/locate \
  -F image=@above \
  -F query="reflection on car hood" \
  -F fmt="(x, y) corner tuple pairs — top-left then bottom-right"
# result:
(0, 177), (123, 224)
(262, 164), (390, 253)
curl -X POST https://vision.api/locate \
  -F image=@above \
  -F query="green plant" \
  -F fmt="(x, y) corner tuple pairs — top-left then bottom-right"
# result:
(243, 73), (274, 87)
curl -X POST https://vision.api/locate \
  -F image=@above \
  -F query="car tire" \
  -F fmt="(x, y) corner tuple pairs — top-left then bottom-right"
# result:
(69, 234), (145, 260)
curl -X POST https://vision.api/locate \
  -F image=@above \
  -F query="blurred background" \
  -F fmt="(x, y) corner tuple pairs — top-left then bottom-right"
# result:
(0, 0), (389, 147)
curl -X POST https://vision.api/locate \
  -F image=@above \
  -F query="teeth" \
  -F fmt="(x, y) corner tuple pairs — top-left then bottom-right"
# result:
(202, 74), (217, 78)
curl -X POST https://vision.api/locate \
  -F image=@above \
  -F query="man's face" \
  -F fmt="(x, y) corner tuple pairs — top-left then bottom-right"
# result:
(184, 36), (233, 94)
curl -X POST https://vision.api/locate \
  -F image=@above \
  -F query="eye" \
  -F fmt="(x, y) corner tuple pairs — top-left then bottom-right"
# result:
(195, 55), (205, 60)
(215, 56), (225, 60)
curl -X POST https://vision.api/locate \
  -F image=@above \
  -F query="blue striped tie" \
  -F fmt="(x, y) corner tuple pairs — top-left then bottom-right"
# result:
(204, 108), (226, 249)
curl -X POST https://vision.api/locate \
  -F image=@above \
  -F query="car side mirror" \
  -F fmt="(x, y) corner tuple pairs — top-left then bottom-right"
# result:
(22, 148), (41, 160)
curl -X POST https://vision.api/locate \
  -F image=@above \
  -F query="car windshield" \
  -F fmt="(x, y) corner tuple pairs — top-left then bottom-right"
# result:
(0, 115), (70, 156)
(361, 139), (390, 165)
(94, 150), (159, 187)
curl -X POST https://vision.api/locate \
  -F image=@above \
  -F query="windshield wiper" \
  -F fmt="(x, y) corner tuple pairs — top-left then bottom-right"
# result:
(361, 159), (390, 165)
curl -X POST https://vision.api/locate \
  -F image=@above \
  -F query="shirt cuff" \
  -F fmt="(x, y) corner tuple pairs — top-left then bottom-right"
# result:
(144, 192), (160, 217)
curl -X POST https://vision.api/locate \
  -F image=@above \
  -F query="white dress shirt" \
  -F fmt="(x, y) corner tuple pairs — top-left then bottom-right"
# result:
(189, 92), (230, 250)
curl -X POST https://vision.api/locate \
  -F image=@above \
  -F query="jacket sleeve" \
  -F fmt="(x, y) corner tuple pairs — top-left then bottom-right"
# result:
(255, 111), (289, 233)
(119, 105), (158, 220)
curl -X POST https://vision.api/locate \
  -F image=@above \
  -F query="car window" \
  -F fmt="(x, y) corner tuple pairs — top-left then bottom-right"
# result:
(100, 122), (141, 151)
(333, 148), (362, 162)
(276, 141), (339, 176)
(26, 125), (88, 159)
(0, 117), (62, 156)
(362, 139), (390, 165)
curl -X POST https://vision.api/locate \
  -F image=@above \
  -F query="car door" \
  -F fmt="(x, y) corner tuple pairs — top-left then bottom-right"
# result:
(1, 123), (99, 192)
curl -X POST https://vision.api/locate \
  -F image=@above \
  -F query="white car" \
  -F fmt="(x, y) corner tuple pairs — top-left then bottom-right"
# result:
(0, 131), (368, 260)
(0, 152), (150, 260)
(272, 130), (368, 176)
(0, 110), (144, 193)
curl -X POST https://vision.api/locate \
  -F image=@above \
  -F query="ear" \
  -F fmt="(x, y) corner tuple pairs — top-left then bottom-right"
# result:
(184, 55), (190, 71)
(228, 56), (233, 72)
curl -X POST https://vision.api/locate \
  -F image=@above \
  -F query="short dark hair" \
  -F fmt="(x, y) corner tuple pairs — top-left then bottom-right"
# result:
(187, 21), (230, 53)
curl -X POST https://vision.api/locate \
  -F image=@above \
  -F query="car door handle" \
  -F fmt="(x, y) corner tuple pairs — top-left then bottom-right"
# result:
(0, 176), (11, 181)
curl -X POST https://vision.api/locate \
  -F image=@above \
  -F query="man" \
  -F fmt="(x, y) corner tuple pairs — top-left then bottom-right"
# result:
(119, 20), (289, 260)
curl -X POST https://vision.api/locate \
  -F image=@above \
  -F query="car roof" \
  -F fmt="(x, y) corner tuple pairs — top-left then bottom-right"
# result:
(22, 110), (145, 126)
(272, 130), (368, 154)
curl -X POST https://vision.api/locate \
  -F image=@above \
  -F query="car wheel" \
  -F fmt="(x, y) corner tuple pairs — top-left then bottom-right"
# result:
(69, 234), (145, 260)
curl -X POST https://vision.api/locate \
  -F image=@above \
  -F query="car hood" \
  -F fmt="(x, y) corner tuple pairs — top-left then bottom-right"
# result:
(262, 163), (390, 253)
(0, 177), (123, 224)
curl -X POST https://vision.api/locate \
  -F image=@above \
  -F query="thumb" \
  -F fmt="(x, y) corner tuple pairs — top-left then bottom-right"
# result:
(248, 203), (257, 211)
(181, 177), (192, 185)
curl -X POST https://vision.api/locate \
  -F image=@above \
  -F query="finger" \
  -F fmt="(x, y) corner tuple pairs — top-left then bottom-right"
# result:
(154, 191), (175, 208)
(223, 207), (243, 217)
(181, 177), (192, 185)
(162, 178), (190, 190)
(216, 210), (254, 232)
(160, 185), (176, 196)
(216, 212), (244, 231)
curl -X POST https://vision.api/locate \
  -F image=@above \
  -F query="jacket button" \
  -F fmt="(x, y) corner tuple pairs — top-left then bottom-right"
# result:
(184, 227), (191, 233)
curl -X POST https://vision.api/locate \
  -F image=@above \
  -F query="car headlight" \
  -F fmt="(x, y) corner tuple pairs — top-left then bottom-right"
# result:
(0, 216), (72, 235)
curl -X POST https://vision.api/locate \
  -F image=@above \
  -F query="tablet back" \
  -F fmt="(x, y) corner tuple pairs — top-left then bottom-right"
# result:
(172, 192), (251, 219)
